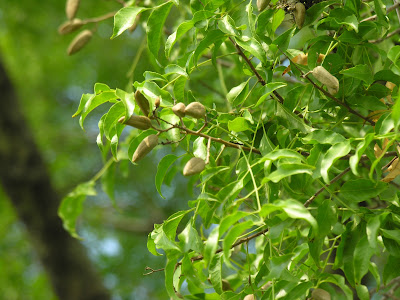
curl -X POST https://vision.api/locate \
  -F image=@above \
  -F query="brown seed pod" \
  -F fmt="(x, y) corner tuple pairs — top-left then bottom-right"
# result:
(312, 66), (339, 94)
(58, 18), (84, 35)
(312, 288), (331, 300)
(129, 14), (141, 33)
(67, 30), (93, 55)
(294, 3), (306, 29)
(132, 135), (158, 163)
(66, 0), (80, 20)
(118, 115), (152, 130)
(134, 90), (150, 116)
(243, 295), (255, 300)
(154, 96), (160, 108)
(185, 102), (206, 119)
(257, 0), (270, 12)
(183, 157), (205, 176)
(172, 102), (186, 118)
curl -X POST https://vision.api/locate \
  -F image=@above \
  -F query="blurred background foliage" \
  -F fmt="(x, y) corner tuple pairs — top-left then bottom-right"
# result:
(0, 1), (195, 299)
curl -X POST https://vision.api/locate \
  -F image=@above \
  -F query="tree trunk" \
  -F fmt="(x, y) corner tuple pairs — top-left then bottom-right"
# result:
(0, 59), (110, 300)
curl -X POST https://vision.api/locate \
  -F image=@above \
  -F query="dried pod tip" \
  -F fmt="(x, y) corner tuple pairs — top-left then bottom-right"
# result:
(119, 115), (152, 130)
(294, 3), (306, 29)
(58, 18), (84, 35)
(183, 157), (206, 176)
(312, 66), (339, 95)
(172, 102), (186, 118)
(66, 0), (81, 20)
(184, 102), (206, 119)
(134, 90), (150, 116)
(132, 135), (158, 163)
(311, 288), (331, 300)
(243, 295), (255, 300)
(154, 96), (160, 108)
(257, 0), (270, 12)
(67, 30), (93, 56)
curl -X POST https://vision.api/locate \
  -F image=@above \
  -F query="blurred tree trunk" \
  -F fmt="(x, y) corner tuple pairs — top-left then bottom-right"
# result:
(0, 59), (110, 300)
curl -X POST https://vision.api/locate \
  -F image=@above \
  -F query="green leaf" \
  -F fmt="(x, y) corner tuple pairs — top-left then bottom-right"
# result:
(388, 46), (400, 67)
(373, 0), (389, 28)
(156, 154), (179, 198)
(273, 27), (296, 51)
(58, 181), (96, 239)
(193, 137), (207, 160)
(223, 220), (253, 266)
(369, 262), (381, 291)
(304, 0), (337, 27)
(381, 228), (400, 244)
(228, 117), (251, 132)
(163, 210), (189, 240)
(374, 69), (400, 86)
(147, 232), (162, 256)
(111, 6), (149, 39)
(341, 179), (388, 202)
(193, 29), (226, 67)
(262, 149), (304, 162)
(227, 80), (250, 104)
(355, 285), (369, 300)
(178, 221), (203, 253)
(263, 163), (314, 183)
(316, 200), (337, 238)
(147, 2), (173, 58)
(349, 133), (374, 176)
(320, 141), (351, 183)
(218, 15), (241, 36)
(235, 37), (266, 64)
(275, 199), (318, 233)
(78, 91), (118, 130)
(254, 82), (287, 107)
(165, 10), (213, 58)
(340, 64), (373, 85)
(392, 89), (400, 128)
(94, 83), (111, 94)
(354, 236), (373, 284)
(276, 102), (312, 133)
(173, 76), (187, 102)
(366, 215), (381, 249)
(116, 88), (135, 122)
(302, 130), (346, 145)
(383, 255), (400, 284)
(165, 259), (180, 299)
(209, 254), (223, 294)
(104, 101), (125, 140)
(73, 93), (94, 118)
(165, 64), (188, 78)
(204, 226), (220, 267)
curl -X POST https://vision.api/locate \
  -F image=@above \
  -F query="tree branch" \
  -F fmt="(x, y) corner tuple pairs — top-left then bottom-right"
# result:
(361, 2), (400, 22)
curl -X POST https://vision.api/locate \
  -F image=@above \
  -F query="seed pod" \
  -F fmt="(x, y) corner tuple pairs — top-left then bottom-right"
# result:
(183, 157), (205, 176)
(185, 102), (206, 119)
(67, 30), (93, 55)
(222, 279), (233, 291)
(58, 18), (84, 35)
(172, 102), (186, 118)
(66, 0), (80, 20)
(294, 3), (306, 29)
(154, 96), (160, 108)
(129, 14), (141, 33)
(312, 66), (339, 94)
(243, 295), (255, 300)
(132, 135), (158, 163)
(118, 115), (152, 130)
(257, 0), (270, 12)
(134, 90), (150, 116)
(312, 288), (331, 300)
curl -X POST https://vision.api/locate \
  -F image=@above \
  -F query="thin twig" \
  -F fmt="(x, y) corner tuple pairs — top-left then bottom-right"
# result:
(370, 28), (400, 43)
(82, 11), (117, 25)
(304, 167), (351, 207)
(361, 2), (400, 22)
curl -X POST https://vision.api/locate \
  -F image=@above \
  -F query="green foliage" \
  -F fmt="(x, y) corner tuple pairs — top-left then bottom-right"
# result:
(61, 0), (400, 298)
